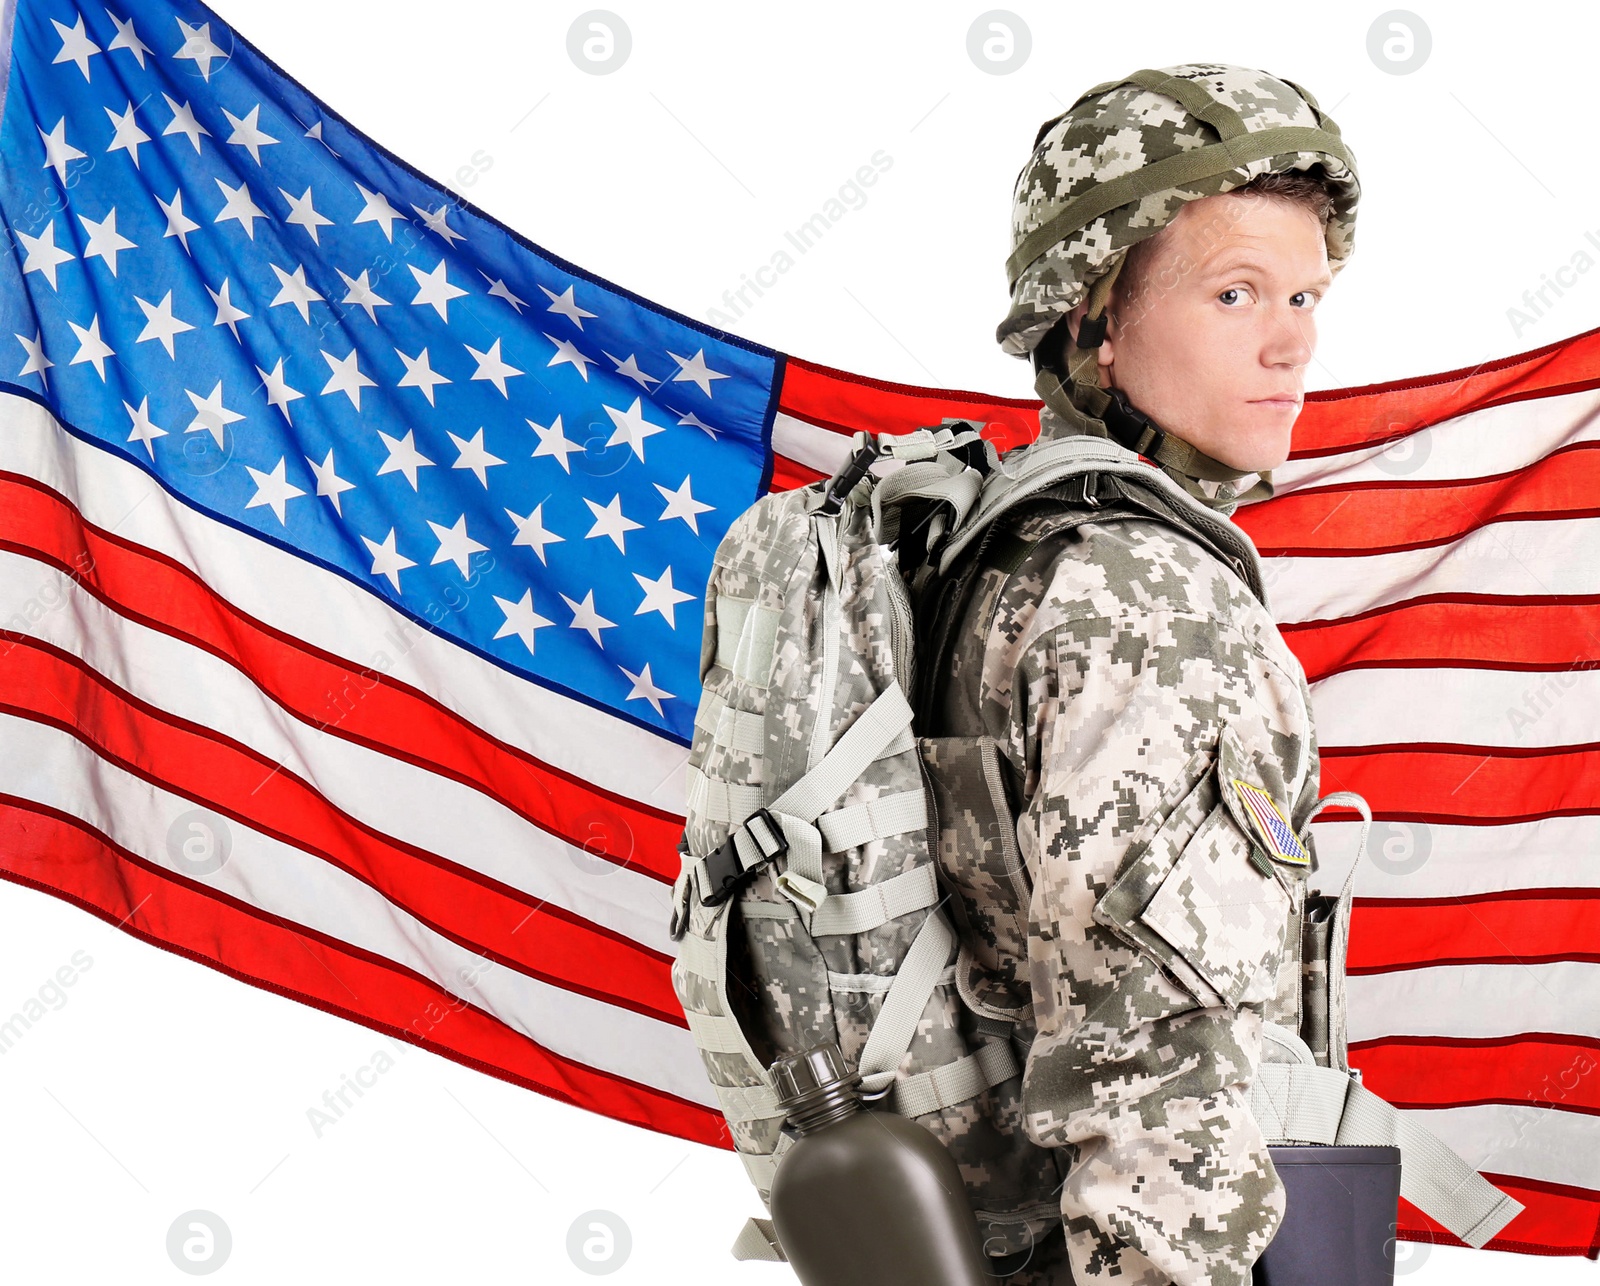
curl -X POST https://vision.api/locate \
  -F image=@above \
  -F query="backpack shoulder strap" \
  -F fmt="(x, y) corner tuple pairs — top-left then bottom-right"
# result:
(938, 434), (1268, 607)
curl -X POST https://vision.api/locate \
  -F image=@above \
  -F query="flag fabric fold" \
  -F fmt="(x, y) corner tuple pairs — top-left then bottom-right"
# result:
(1, 0), (1597, 1258)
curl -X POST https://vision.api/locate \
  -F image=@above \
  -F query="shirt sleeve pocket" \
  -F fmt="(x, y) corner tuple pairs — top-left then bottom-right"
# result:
(1091, 722), (1292, 1011)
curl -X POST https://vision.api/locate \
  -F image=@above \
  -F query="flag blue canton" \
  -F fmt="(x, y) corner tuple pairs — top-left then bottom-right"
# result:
(0, 0), (780, 743)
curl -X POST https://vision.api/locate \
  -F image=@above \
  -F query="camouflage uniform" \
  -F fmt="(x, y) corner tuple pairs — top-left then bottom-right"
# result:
(924, 385), (1325, 1286)
(923, 65), (1361, 1282)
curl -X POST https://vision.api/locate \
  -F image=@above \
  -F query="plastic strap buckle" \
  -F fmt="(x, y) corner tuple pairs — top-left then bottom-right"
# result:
(700, 809), (789, 908)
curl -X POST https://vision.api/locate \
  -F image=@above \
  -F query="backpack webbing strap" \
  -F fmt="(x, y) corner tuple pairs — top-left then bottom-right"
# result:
(1248, 1061), (1524, 1249)
(856, 908), (958, 1096)
(889, 1036), (1019, 1117)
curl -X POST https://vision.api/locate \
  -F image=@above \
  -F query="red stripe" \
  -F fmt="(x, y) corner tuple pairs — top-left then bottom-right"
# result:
(1316, 742), (1600, 826)
(767, 452), (824, 494)
(0, 799), (728, 1150)
(778, 323), (1600, 467)
(1279, 594), (1600, 683)
(1397, 1174), (1600, 1258)
(1349, 891), (1600, 975)
(1350, 1034), (1600, 1116)
(0, 634), (683, 1027)
(779, 356), (1042, 453)
(0, 472), (682, 880)
(1236, 441), (1600, 556)
(1293, 322), (1600, 457)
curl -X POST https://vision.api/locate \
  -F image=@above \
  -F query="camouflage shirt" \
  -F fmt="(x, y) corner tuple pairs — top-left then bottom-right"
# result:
(931, 400), (1321, 1286)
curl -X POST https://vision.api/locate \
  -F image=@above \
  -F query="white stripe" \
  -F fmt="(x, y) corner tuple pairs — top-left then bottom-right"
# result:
(0, 709), (716, 1109)
(0, 550), (676, 955)
(1346, 960), (1600, 1045)
(1310, 665), (1600, 749)
(772, 411), (908, 480)
(0, 390), (689, 812)
(773, 411), (854, 477)
(1308, 816), (1600, 900)
(1264, 516), (1600, 625)
(1388, 1102), (1600, 1195)
(1273, 384), (1600, 492)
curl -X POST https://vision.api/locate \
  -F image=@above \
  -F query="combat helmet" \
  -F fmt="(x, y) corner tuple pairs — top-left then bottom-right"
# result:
(998, 64), (1360, 495)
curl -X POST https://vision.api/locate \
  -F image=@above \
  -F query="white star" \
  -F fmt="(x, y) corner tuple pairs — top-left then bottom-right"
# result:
(541, 284), (598, 328)
(301, 118), (340, 157)
(668, 348), (731, 397)
(584, 494), (642, 554)
(123, 394), (164, 458)
(206, 277), (250, 340)
(213, 177), (268, 239)
(504, 502), (564, 564)
(160, 93), (210, 154)
(223, 104), (278, 164)
(465, 338), (522, 397)
(361, 528), (415, 592)
(244, 456), (306, 525)
(184, 381), (244, 446)
(633, 566), (694, 628)
(604, 351), (660, 389)
(375, 429), (434, 490)
(268, 262), (325, 322)
(429, 514), (490, 577)
(336, 268), (389, 323)
(394, 345), (451, 406)
(619, 662), (673, 717)
(157, 189), (201, 254)
(17, 221), (75, 289)
(78, 208), (137, 275)
(172, 18), (226, 81)
(526, 414), (580, 474)
(562, 590), (615, 647)
(134, 290), (194, 358)
(603, 396), (667, 461)
(675, 409), (718, 439)
(104, 101), (151, 168)
(352, 182), (403, 241)
(38, 117), (87, 184)
(306, 449), (357, 516)
(409, 259), (467, 322)
(255, 357), (304, 424)
(51, 14), (102, 81)
(15, 330), (53, 389)
(320, 347), (376, 410)
(105, 9), (152, 68)
(280, 186), (333, 244)
(67, 314), (114, 380)
(412, 203), (465, 246)
(447, 428), (505, 487)
(655, 476), (714, 533)
(492, 589), (554, 657)
(481, 272), (526, 312)
(543, 333), (595, 381)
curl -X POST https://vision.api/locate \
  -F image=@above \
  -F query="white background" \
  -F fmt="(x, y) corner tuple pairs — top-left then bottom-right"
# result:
(3, 0), (1599, 1281)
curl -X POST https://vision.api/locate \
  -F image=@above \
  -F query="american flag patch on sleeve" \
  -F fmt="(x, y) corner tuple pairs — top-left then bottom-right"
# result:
(1231, 779), (1311, 868)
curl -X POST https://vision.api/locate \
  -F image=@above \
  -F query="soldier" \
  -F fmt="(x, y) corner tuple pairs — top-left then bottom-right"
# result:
(924, 66), (1361, 1284)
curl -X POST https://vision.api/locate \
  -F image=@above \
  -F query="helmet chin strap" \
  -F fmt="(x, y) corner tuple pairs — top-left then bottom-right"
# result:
(1032, 258), (1276, 505)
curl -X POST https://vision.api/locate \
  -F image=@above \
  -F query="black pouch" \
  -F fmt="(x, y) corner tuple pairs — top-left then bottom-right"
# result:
(1255, 1143), (1402, 1286)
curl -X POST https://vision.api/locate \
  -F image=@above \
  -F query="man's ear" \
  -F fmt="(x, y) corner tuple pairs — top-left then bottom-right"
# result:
(1065, 299), (1116, 381)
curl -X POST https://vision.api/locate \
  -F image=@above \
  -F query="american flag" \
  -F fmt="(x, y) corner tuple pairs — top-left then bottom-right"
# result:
(0, 0), (1595, 1262)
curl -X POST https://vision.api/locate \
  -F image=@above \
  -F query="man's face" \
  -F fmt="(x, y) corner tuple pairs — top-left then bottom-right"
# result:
(1070, 191), (1332, 473)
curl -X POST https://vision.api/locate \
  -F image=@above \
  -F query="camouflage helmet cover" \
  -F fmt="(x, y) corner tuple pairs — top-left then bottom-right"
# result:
(997, 63), (1360, 361)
